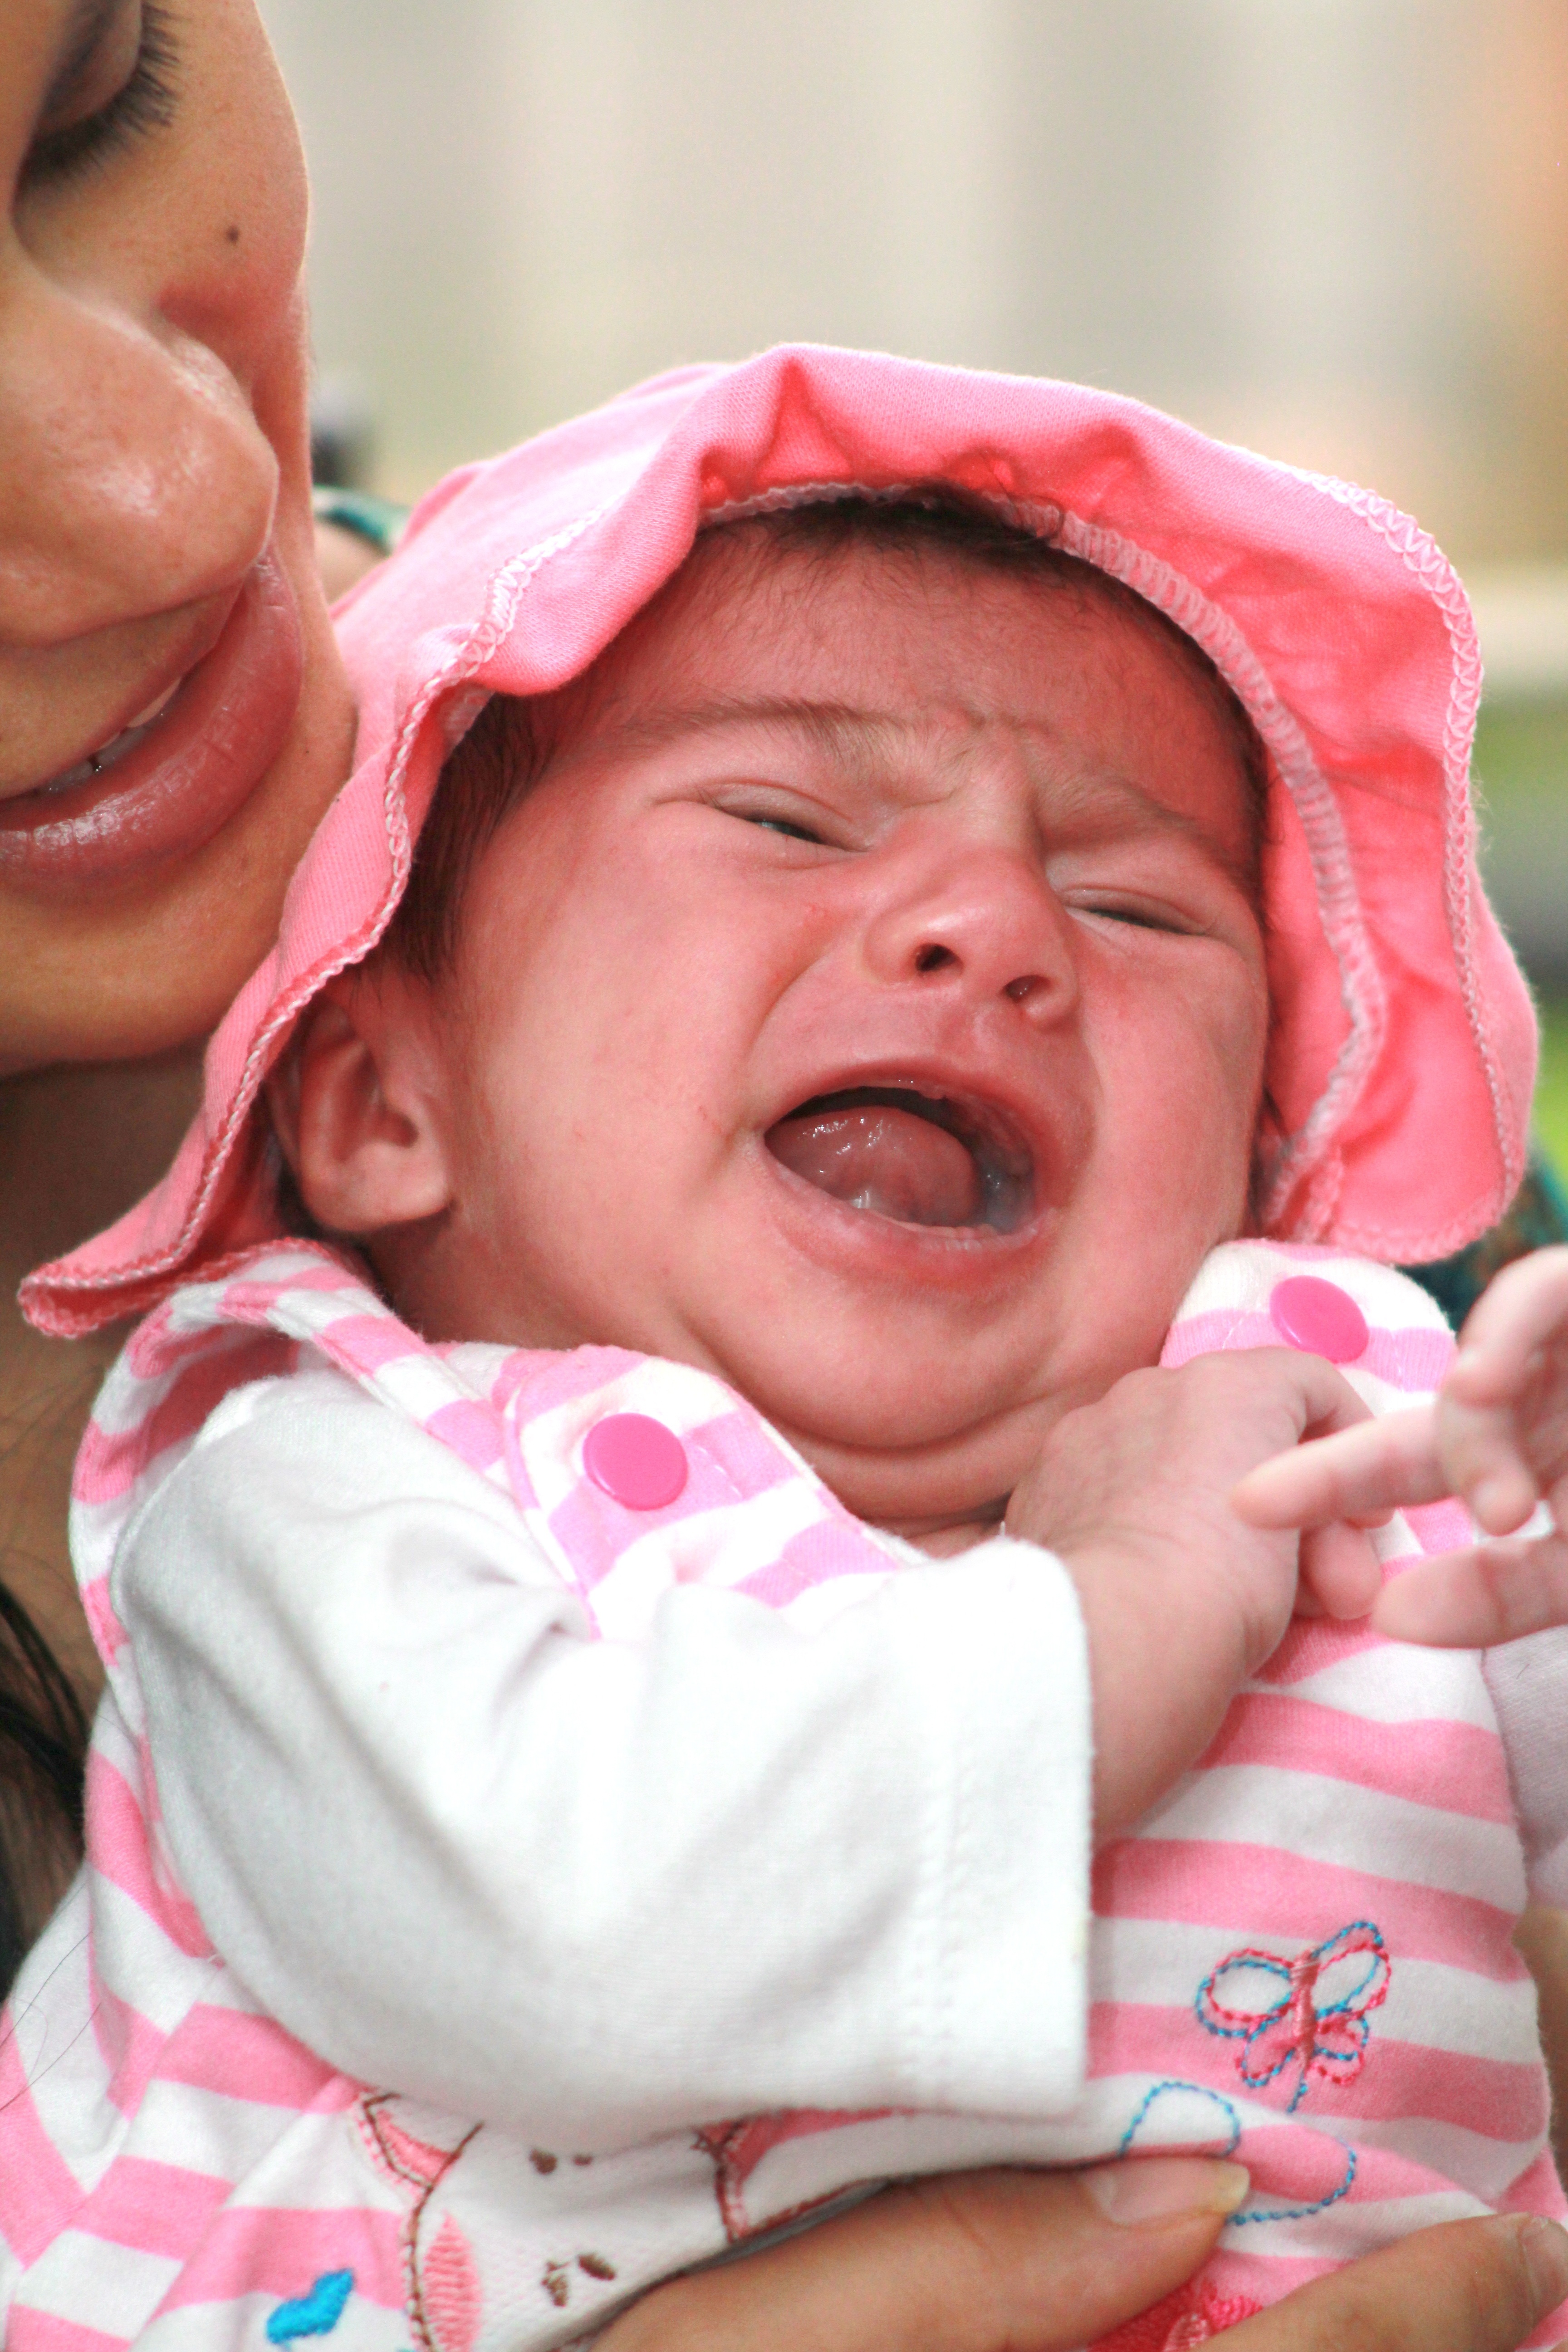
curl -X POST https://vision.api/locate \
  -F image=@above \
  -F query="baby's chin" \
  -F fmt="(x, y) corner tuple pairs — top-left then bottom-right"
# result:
(699, 1335), (1062, 1532)
(691, 1265), (1190, 1534)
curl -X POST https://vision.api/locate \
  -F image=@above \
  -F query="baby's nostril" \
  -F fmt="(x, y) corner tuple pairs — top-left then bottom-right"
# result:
(1004, 974), (1041, 1002)
(915, 943), (956, 975)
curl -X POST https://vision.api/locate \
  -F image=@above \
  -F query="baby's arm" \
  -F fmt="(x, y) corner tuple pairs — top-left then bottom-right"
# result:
(121, 1349), (1370, 2146)
(1006, 1348), (1382, 1838)
(118, 1366), (1094, 2146)
(1234, 1245), (1568, 1647)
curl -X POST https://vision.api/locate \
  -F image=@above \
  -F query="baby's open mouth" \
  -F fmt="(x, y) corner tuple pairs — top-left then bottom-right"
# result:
(764, 1087), (1034, 1232)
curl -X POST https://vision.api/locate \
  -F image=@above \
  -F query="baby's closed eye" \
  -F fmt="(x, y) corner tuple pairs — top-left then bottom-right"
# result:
(741, 812), (828, 845)
(1067, 892), (1205, 936)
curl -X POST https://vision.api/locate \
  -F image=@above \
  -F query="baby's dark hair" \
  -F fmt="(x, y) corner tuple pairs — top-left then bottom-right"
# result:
(383, 490), (1273, 984)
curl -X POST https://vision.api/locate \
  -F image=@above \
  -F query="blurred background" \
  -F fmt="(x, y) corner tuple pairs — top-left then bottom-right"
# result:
(260, 0), (1567, 1162)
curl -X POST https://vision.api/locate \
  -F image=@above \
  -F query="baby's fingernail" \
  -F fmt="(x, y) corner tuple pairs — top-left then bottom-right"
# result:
(1447, 1346), (1488, 1396)
(1474, 1472), (1528, 1530)
(1518, 2215), (1568, 2316)
(1083, 2157), (1250, 2226)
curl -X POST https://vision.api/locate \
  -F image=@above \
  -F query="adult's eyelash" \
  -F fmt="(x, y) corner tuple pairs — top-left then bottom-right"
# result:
(22, 4), (181, 189)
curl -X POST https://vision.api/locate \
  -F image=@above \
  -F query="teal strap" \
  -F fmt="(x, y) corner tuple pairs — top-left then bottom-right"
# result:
(311, 486), (410, 556)
(1401, 1147), (1568, 1329)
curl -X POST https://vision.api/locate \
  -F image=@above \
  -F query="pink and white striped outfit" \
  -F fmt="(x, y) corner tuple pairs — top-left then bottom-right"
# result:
(4, 1233), (1565, 2350)
(11, 350), (1556, 2346)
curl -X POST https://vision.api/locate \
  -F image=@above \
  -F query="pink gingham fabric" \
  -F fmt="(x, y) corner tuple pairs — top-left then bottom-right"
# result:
(5, 1236), (1563, 2350)
(23, 347), (1537, 1338)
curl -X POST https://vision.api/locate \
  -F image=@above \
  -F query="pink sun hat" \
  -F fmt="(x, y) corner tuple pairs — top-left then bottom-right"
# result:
(24, 346), (1536, 1336)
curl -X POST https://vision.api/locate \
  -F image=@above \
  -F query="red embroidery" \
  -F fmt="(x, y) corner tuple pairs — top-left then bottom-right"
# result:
(1196, 1922), (1389, 2111)
(1093, 2277), (1264, 2349)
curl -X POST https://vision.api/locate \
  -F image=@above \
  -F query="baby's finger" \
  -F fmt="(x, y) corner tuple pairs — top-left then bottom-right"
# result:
(1449, 1247), (1568, 1405)
(1298, 1520), (1382, 1621)
(1233, 1407), (1443, 1531)
(1372, 1531), (1568, 1647)
(1436, 1393), (1541, 1534)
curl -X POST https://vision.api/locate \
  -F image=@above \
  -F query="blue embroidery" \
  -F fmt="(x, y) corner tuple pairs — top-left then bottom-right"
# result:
(1121, 2078), (1359, 2227)
(1119, 2078), (1241, 2160)
(1196, 1921), (1389, 2112)
(266, 2270), (355, 2343)
(1226, 2143), (1358, 2226)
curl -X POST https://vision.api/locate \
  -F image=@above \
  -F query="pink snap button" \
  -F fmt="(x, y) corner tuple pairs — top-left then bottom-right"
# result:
(583, 1413), (688, 1510)
(1268, 1275), (1369, 1364)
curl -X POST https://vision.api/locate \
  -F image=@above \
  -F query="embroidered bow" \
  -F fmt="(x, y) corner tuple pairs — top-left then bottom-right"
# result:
(1196, 1921), (1389, 2112)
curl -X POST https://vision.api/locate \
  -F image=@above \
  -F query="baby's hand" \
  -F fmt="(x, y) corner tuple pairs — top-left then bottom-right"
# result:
(1007, 1351), (1379, 1842)
(1233, 1246), (1568, 1648)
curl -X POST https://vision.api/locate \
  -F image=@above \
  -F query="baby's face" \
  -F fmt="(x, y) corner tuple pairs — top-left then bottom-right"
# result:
(400, 532), (1269, 1538)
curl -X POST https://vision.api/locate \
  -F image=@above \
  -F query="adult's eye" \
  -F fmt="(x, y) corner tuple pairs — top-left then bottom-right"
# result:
(21, 2), (179, 191)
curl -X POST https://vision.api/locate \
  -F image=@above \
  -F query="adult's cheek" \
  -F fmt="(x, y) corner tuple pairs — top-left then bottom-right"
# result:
(0, 259), (278, 645)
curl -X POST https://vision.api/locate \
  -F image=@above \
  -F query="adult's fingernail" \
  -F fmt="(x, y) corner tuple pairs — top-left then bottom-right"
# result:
(1518, 2215), (1568, 2315)
(1083, 2157), (1250, 2226)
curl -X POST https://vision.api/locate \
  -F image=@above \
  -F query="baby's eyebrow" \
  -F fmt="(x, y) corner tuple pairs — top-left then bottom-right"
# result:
(1049, 772), (1259, 897)
(602, 695), (902, 765)
(605, 693), (1256, 890)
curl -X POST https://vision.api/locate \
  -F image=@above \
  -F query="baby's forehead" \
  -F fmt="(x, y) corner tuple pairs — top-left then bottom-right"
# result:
(551, 512), (1265, 873)
(589, 524), (1171, 721)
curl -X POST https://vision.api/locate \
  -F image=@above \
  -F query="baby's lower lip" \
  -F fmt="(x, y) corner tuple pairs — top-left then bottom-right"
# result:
(0, 547), (304, 896)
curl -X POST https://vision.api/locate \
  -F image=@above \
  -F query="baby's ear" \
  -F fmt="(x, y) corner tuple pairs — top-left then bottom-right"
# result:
(265, 970), (454, 1238)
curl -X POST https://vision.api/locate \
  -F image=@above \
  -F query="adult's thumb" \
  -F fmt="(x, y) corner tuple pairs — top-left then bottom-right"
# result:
(598, 2156), (1247, 2351)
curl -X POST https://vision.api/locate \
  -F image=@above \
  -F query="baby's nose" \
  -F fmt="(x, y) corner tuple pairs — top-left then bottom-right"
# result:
(862, 846), (1077, 1015)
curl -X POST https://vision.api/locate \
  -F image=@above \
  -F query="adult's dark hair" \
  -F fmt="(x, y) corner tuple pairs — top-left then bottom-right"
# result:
(0, 1578), (87, 1997)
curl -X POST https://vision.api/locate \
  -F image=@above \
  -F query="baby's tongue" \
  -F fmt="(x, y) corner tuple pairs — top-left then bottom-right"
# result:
(767, 1102), (983, 1226)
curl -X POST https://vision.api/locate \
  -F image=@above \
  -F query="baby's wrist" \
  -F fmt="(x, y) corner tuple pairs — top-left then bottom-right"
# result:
(1060, 1540), (1245, 1843)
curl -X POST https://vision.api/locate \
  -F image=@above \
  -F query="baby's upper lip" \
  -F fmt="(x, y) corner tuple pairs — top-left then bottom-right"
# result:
(0, 591), (239, 805)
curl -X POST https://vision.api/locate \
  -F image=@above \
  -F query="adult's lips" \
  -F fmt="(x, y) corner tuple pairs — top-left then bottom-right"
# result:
(0, 545), (304, 895)
(766, 1084), (1036, 1232)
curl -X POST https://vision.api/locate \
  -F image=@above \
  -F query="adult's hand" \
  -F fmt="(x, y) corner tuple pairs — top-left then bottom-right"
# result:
(1225, 2211), (1568, 2351)
(597, 2161), (1568, 2352)
(601, 2159), (1242, 2351)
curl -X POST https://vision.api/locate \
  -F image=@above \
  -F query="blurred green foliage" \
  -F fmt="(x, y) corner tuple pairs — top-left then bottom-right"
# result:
(1539, 1000), (1568, 1172)
(1471, 702), (1568, 1173)
(1473, 701), (1568, 811)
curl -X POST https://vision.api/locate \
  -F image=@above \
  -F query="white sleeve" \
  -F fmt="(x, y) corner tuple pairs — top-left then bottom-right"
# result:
(1483, 1628), (1568, 1908)
(116, 1368), (1092, 2148)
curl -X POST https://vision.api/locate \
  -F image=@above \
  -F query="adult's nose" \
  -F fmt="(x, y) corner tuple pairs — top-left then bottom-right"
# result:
(859, 829), (1080, 1022)
(0, 237), (278, 646)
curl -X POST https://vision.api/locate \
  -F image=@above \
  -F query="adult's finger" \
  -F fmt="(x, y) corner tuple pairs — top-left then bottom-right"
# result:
(597, 2159), (1246, 2352)
(1232, 1408), (1445, 1531)
(1223, 2211), (1568, 2352)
